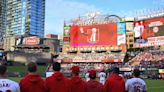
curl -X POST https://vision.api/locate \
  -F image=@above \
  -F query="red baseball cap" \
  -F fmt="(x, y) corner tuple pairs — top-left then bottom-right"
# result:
(89, 70), (97, 77)
(71, 66), (80, 74)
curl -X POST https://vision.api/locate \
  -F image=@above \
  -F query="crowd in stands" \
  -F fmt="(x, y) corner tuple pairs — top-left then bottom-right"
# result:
(57, 52), (125, 60)
(129, 49), (164, 68)
(140, 60), (164, 68)
(52, 48), (164, 79)
(47, 63), (126, 76)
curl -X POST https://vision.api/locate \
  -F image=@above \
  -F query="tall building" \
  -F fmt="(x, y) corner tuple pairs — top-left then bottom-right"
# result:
(5, 0), (45, 37)
(0, 0), (6, 48)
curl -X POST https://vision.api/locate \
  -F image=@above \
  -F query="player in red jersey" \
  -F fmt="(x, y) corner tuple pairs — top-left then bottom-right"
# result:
(45, 62), (70, 92)
(19, 62), (45, 92)
(104, 67), (125, 92)
(69, 66), (87, 92)
(86, 70), (104, 92)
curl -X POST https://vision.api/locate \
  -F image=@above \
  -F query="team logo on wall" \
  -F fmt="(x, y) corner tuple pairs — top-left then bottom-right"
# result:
(153, 27), (159, 33)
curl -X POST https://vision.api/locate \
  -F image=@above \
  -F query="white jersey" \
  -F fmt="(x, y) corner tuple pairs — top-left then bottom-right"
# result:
(0, 79), (20, 92)
(90, 28), (97, 42)
(98, 72), (106, 85)
(126, 78), (147, 92)
(85, 73), (90, 82)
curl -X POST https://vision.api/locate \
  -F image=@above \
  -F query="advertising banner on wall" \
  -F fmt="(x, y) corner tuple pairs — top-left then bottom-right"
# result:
(117, 34), (126, 45)
(23, 36), (40, 45)
(159, 69), (164, 73)
(16, 38), (22, 45)
(63, 37), (70, 41)
(134, 37), (164, 48)
(159, 69), (164, 79)
(117, 22), (126, 34)
(63, 59), (122, 63)
(70, 24), (117, 47)
(64, 26), (71, 37)
(126, 22), (134, 31)
(72, 60), (101, 62)
(117, 22), (126, 45)
(102, 59), (122, 62)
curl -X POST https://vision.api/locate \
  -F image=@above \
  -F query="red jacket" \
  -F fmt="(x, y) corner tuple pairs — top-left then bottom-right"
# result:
(45, 71), (70, 92)
(86, 80), (104, 92)
(19, 74), (45, 92)
(69, 76), (87, 92)
(104, 74), (125, 92)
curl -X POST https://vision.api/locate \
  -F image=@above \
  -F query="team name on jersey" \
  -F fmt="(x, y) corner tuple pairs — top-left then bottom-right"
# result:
(0, 83), (11, 88)
(132, 81), (143, 86)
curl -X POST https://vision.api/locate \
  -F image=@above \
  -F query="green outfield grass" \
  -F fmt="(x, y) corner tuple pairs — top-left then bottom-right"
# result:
(9, 77), (164, 92)
(9, 77), (22, 82)
(8, 65), (47, 74)
(145, 80), (164, 92)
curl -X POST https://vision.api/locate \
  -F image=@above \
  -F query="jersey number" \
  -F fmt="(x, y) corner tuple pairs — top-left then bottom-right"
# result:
(134, 86), (141, 92)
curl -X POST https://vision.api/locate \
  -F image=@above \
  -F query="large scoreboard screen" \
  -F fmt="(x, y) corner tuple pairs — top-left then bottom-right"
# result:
(70, 24), (118, 46)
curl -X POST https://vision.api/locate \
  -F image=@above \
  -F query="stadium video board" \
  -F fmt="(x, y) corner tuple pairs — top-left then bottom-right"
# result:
(134, 17), (164, 47)
(70, 24), (117, 46)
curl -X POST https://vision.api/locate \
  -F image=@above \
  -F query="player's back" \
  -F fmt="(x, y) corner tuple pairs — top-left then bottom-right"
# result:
(0, 79), (20, 92)
(126, 78), (147, 92)
(99, 72), (106, 79)
(45, 71), (70, 92)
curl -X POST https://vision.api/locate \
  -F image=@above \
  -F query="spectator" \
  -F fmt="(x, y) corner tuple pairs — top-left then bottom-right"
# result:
(19, 62), (45, 92)
(0, 65), (20, 92)
(45, 62), (70, 92)
(126, 69), (147, 92)
(104, 67), (125, 92)
(69, 66), (87, 92)
(86, 70), (104, 92)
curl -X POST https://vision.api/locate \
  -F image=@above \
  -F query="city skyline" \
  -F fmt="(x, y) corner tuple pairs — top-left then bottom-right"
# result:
(5, 0), (45, 37)
(45, 0), (164, 35)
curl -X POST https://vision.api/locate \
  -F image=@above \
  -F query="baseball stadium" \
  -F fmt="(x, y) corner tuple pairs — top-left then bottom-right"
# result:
(1, 7), (164, 92)
(47, 11), (164, 92)
(54, 11), (164, 76)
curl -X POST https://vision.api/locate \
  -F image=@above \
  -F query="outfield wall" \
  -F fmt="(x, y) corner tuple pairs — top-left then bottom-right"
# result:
(7, 51), (51, 64)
